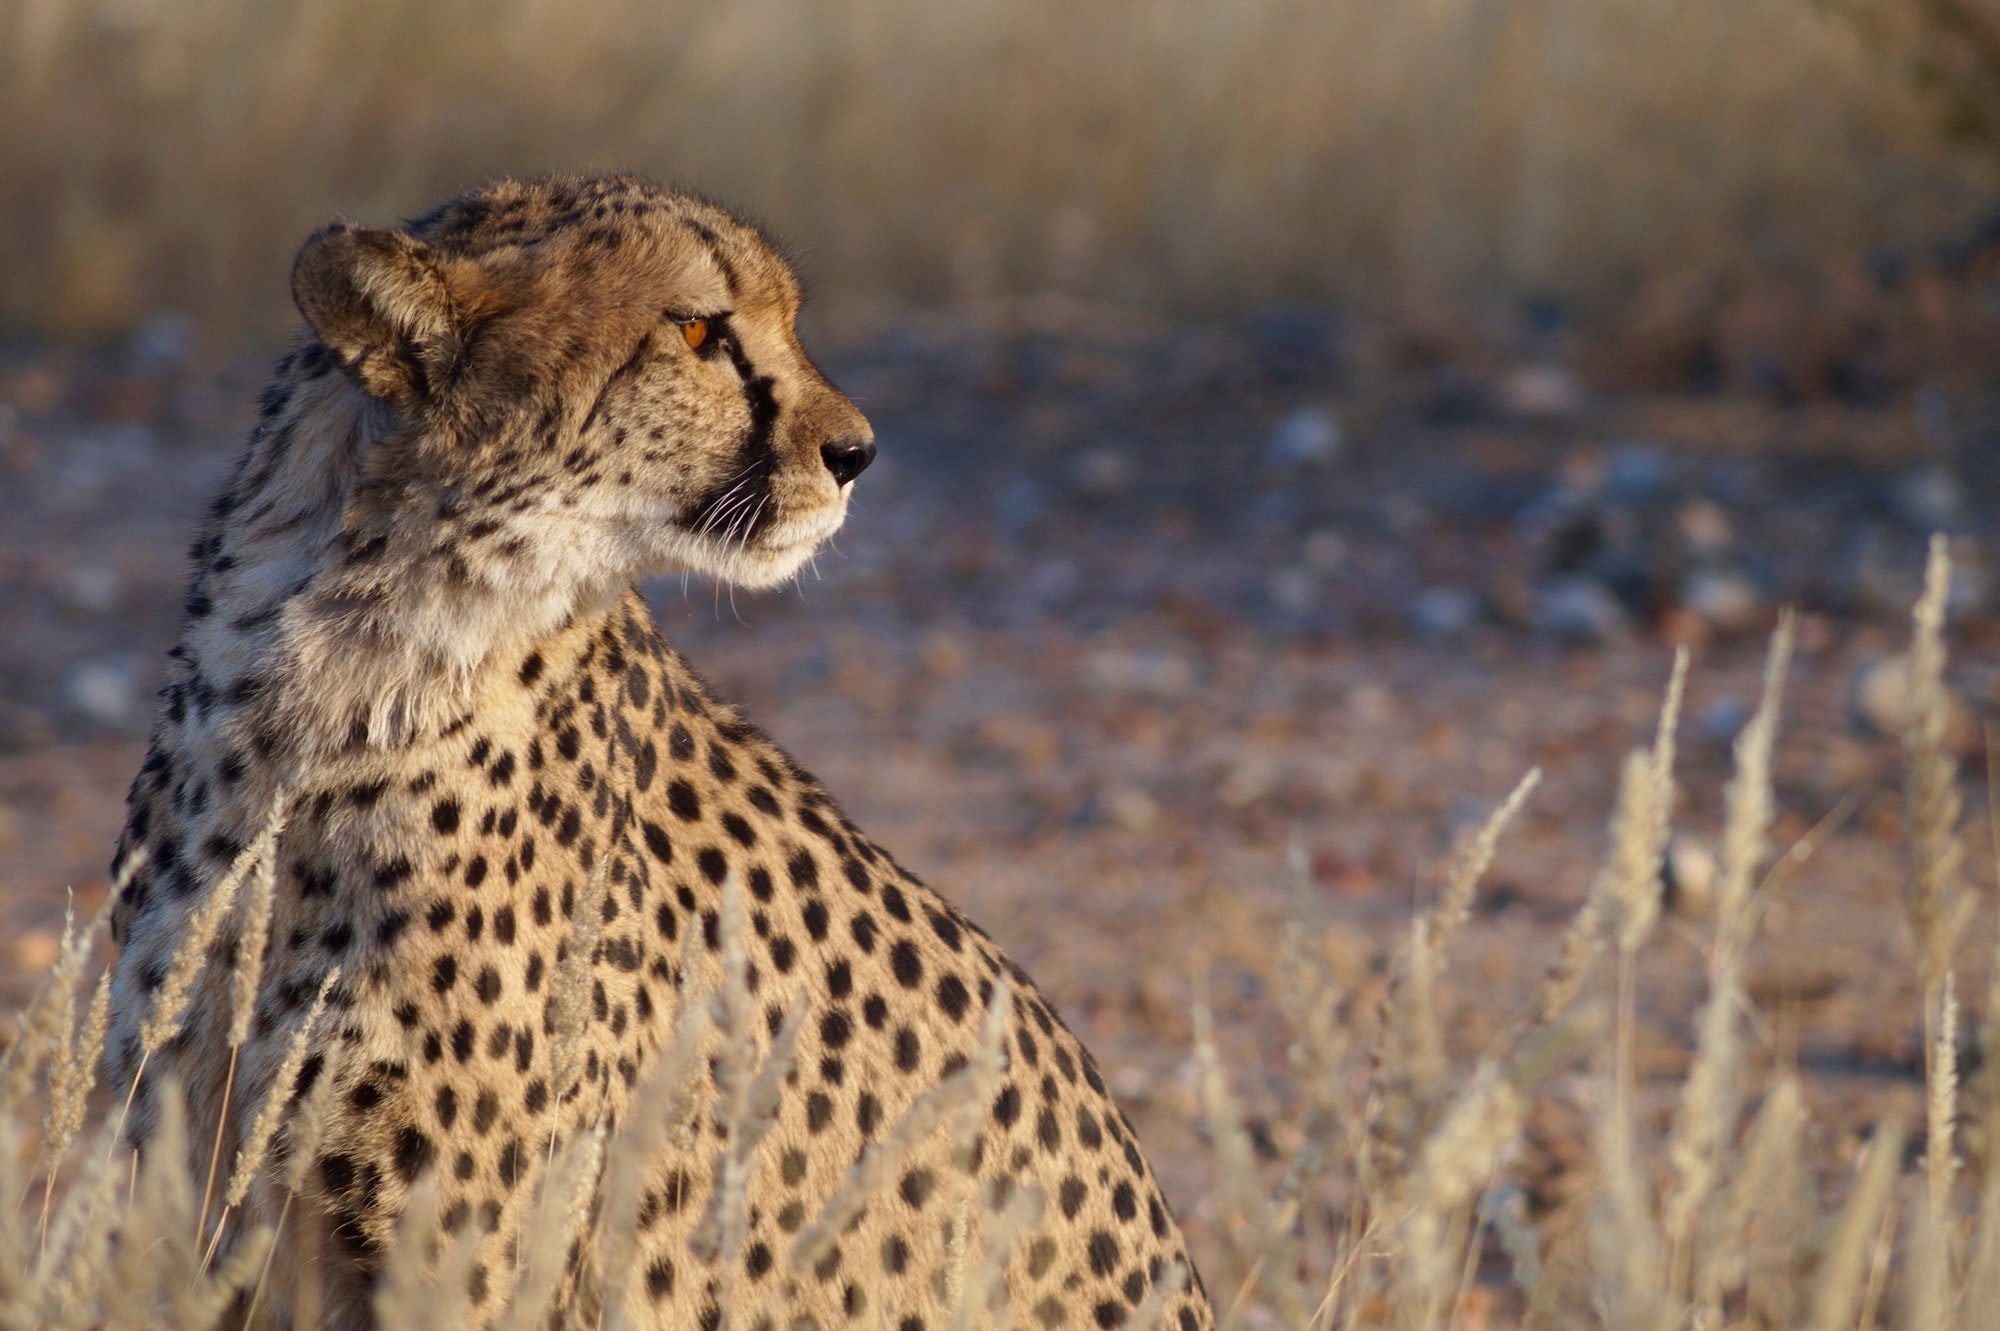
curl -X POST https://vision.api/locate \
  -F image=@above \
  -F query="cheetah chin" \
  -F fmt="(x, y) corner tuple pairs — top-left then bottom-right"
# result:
(102, 174), (1214, 1331)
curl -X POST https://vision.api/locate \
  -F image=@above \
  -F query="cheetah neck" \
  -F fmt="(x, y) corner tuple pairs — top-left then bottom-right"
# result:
(176, 351), (628, 776)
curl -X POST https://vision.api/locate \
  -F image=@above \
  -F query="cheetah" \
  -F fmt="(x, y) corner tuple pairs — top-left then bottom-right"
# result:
(105, 174), (1214, 1331)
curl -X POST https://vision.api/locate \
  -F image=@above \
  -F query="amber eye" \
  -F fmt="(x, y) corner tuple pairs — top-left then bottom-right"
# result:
(681, 318), (709, 351)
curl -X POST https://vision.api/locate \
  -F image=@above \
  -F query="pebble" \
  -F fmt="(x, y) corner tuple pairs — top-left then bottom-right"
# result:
(1850, 654), (1978, 750)
(1695, 696), (1749, 742)
(1085, 648), (1196, 698)
(66, 657), (142, 728)
(1073, 447), (1131, 496)
(1103, 786), (1161, 832)
(1603, 441), (1671, 503)
(1267, 405), (1343, 466)
(1532, 577), (1629, 642)
(1677, 499), (1734, 557)
(59, 563), (122, 615)
(1267, 566), (1316, 615)
(1679, 567), (1764, 633)
(1412, 585), (1480, 638)
(1497, 363), (1586, 420)
(1891, 465), (1962, 530)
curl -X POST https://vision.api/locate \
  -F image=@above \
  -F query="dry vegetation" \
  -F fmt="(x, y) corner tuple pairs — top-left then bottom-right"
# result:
(0, 520), (1995, 1331)
(10, 2), (2000, 1325)
(1, 0), (1992, 345)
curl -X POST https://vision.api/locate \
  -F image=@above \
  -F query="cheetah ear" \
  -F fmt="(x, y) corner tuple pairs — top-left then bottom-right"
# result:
(292, 223), (467, 410)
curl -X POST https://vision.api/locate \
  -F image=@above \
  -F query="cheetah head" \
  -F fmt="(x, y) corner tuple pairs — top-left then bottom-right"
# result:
(291, 175), (873, 595)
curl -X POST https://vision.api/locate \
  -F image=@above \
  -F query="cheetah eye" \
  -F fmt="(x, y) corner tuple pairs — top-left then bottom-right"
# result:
(680, 318), (709, 351)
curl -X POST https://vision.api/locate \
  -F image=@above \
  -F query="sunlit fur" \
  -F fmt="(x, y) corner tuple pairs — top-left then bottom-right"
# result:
(104, 176), (1212, 1331)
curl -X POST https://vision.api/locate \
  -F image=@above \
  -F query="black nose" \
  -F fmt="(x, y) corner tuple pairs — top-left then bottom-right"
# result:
(821, 438), (876, 486)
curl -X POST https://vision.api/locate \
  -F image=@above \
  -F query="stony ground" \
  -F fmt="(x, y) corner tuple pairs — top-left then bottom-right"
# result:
(2, 299), (1995, 1285)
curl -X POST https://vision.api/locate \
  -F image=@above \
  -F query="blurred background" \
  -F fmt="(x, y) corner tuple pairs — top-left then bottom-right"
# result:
(4, 0), (2000, 369)
(7, 0), (2000, 1300)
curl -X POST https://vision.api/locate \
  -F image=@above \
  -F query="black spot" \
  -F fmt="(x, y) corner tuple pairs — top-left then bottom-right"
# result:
(820, 1009), (852, 1050)
(1055, 1046), (1079, 1085)
(993, 1084), (1022, 1128)
(319, 1153), (359, 1194)
(863, 994), (888, 1028)
(898, 1167), (935, 1209)
(376, 910), (410, 945)
(465, 856), (488, 888)
(787, 850), (819, 890)
(1038, 1107), (1062, 1152)
(1112, 1181), (1137, 1220)
(433, 956), (458, 993)
(925, 906), (963, 952)
(519, 653), (545, 686)
(473, 1090), (499, 1133)
(646, 1260), (675, 1299)
(708, 745), (737, 783)
(374, 856), (414, 889)
(1060, 1176), (1088, 1218)
(802, 899), (829, 941)
(850, 911), (877, 953)
(432, 799), (461, 834)
(393, 1127), (434, 1181)
(1017, 1028), (1041, 1068)
(889, 939), (923, 988)
(880, 883), (912, 922)
(1094, 1301), (1127, 1329)
(894, 1027), (921, 1072)
(722, 812), (756, 847)
(806, 1091), (833, 1132)
(826, 958), (853, 998)
(698, 846), (728, 885)
(936, 973), (971, 1022)
(667, 780), (701, 821)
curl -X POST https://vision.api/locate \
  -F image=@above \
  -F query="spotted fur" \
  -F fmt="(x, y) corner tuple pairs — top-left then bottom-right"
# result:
(105, 175), (1212, 1331)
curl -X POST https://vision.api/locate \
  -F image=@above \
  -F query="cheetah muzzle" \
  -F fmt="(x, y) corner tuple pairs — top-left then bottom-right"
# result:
(104, 174), (1213, 1331)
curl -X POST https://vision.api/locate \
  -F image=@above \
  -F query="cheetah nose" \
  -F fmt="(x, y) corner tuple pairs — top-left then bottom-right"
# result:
(821, 438), (876, 487)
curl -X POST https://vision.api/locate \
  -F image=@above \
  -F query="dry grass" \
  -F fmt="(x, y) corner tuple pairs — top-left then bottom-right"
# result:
(3, 545), (1999, 1328)
(0, 0), (1991, 343)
